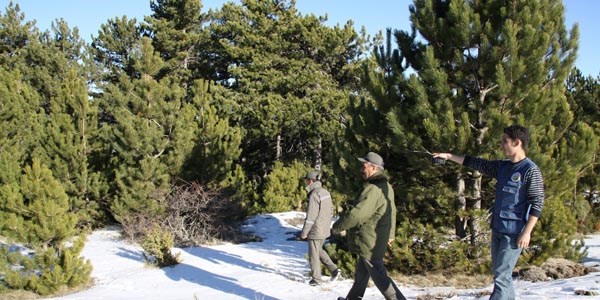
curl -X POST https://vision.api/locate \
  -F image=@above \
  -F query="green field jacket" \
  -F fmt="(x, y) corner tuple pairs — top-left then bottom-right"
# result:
(332, 172), (396, 260)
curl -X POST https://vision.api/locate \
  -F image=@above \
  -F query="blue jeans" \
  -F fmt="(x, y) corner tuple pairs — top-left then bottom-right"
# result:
(490, 232), (523, 300)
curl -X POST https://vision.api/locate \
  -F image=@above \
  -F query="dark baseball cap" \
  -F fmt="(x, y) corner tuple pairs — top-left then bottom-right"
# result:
(357, 152), (384, 169)
(302, 171), (321, 181)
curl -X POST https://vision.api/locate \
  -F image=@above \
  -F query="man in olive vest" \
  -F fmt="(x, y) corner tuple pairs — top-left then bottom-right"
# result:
(332, 153), (406, 300)
(300, 170), (341, 286)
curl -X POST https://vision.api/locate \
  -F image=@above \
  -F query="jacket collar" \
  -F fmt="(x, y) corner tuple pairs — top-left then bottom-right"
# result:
(366, 171), (387, 183)
(306, 181), (322, 193)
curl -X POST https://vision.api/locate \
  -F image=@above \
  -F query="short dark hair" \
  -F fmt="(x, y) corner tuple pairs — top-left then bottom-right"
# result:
(504, 125), (530, 151)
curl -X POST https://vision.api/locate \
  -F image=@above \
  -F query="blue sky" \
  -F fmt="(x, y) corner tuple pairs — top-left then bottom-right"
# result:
(1, 0), (598, 76)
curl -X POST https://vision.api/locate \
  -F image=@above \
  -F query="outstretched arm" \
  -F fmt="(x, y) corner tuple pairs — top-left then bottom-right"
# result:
(432, 153), (464, 165)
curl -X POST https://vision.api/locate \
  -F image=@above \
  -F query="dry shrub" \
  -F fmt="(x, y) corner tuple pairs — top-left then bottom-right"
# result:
(119, 213), (158, 242)
(392, 272), (491, 289)
(541, 258), (594, 279)
(162, 181), (252, 247)
(473, 290), (493, 297)
(414, 287), (491, 299)
(519, 258), (598, 282)
(285, 215), (306, 227)
(518, 265), (549, 282)
(416, 291), (457, 300)
(575, 289), (600, 296)
(118, 187), (170, 243)
(118, 181), (256, 248)
(594, 221), (600, 232)
(0, 289), (41, 299)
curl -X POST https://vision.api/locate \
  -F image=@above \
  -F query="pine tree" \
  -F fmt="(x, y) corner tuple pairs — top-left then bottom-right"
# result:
(0, 67), (43, 194)
(329, 93), (394, 203)
(0, 4), (102, 294)
(179, 80), (243, 183)
(39, 21), (103, 225)
(0, 3), (103, 225)
(96, 37), (173, 222)
(92, 28), (243, 223)
(207, 0), (366, 185)
(564, 69), (600, 231)
(145, 0), (210, 85)
(258, 160), (308, 213)
(142, 0), (244, 184)
(360, 0), (596, 267)
(1, 159), (91, 295)
(0, 3), (46, 193)
(89, 17), (157, 224)
(89, 15), (144, 83)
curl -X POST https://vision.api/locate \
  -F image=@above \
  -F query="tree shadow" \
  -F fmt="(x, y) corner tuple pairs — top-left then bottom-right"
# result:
(114, 246), (280, 299)
(582, 243), (600, 265)
(183, 246), (275, 272)
(115, 246), (145, 262)
(581, 256), (600, 265)
(110, 213), (314, 298)
(180, 213), (312, 283)
(182, 243), (307, 283)
(163, 262), (279, 300)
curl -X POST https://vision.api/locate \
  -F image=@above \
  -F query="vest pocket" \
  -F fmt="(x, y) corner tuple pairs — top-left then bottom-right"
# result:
(497, 210), (525, 234)
(500, 185), (520, 209)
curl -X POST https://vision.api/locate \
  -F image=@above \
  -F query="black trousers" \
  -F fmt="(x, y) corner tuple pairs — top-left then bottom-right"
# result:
(345, 256), (406, 300)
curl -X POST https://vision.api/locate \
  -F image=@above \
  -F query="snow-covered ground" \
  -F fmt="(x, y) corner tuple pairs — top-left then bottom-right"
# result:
(48, 212), (600, 300)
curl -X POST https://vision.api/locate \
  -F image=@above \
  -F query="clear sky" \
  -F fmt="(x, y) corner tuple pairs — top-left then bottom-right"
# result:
(1, 0), (598, 77)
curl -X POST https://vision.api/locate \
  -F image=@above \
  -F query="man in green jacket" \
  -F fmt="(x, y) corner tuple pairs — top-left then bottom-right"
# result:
(333, 152), (406, 300)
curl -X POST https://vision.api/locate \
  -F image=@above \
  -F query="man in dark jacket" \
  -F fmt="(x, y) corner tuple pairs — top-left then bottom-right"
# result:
(433, 125), (544, 300)
(300, 171), (341, 286)
(332, 152), (406, 300)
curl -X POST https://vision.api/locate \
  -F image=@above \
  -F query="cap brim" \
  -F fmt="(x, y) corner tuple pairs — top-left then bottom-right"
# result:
(358, 157), (383, 169)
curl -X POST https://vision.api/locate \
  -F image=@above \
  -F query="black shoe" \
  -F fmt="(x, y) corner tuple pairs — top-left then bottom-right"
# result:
(308, 279), (320, 286)
(336, 297), (346, 300)
(331, 268), (342, 281)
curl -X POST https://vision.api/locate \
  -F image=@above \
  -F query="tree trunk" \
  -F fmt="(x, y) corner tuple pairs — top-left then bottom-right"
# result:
(469, 171), (482, 245)
(314, 136), (322, 171)
(455, 173), (467, 238)
(80, 114), (89, 202)
(276, 134), (282, 160)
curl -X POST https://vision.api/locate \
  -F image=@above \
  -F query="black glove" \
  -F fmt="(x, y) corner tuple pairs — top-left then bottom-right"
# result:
(285, 231), (304, 241)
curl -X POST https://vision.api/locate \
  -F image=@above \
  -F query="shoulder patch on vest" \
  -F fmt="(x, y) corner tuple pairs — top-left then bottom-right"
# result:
(511, 172), (521, 182)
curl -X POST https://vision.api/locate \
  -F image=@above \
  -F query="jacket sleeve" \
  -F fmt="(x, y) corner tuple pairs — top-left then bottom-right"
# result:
(333, 185), (379, 232)
(525, 166), (545, 218)
(463, 156), (500, 178)
(389, 195), (396, 241)
(301, 192), (320, 236)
